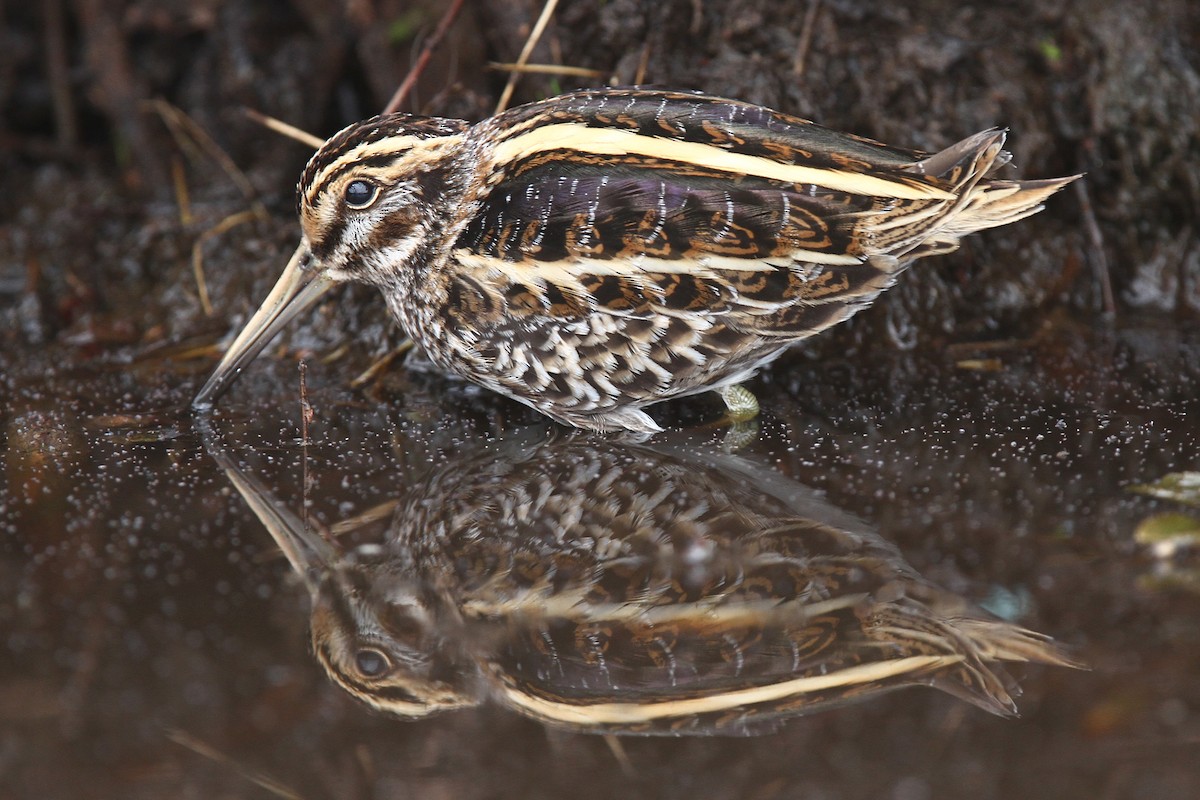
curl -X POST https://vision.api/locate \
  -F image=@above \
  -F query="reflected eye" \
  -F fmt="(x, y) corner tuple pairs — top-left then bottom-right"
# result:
(345, 179), (378, 209)
(354, 648), (391, 678)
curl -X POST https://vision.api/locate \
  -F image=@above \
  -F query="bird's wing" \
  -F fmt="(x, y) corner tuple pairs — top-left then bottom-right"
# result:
(449, 89), (960, 329)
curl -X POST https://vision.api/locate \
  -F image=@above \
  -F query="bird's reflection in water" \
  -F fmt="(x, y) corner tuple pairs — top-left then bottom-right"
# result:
(209, 429), (1079, 736)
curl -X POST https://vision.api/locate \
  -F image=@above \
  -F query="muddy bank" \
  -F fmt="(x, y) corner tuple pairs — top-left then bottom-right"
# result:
(2, 0), (1197, 375)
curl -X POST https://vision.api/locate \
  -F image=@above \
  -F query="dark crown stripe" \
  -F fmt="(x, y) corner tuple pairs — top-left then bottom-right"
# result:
(301, 115), (467, 190)
(305, 150), (414, 217)
(299, 115), (469, 216)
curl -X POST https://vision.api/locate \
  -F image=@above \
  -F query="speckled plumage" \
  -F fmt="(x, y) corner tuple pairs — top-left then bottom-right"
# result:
(195, 89), (1078, 430)
(218, 435), (1080, 735)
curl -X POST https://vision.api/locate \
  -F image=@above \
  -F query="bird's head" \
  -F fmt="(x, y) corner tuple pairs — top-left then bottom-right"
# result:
(296, 114), (469, 286)
(192, 114), (468, 408)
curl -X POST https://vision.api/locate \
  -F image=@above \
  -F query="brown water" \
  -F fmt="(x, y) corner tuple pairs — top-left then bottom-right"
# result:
(3, 314), (1198, 799)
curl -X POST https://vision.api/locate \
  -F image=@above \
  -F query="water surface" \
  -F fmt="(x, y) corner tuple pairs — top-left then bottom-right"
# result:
(3, 316), (1198, 799)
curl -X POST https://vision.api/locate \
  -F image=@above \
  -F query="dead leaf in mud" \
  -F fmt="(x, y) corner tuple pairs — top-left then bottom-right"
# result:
(1129, 472), (1200, 508)
(1134, 512), (1200, 558)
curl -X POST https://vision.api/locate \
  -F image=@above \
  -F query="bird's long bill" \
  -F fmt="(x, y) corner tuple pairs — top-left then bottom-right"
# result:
(193, 243), (334, 409)
(198, 416), (337, 593)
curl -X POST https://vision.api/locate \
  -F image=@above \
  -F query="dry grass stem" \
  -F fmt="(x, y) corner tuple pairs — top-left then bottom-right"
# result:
(167, 729), (306, 800)
(170, 156), (193, 226)
(1072, 178), (1115, 316)
(792, 0), (822, 76)
(242, 107), (325, 149)
(349, 341), (414, 389)
(329, 500), (401, 537)
(191, 209), (260, 316)
(495, 0), (562, 114)
(603, 734), (636, 778)
(383, 0), (467, 114)
(633, 41), (652, 85)
(43, 0), (78, 148)
(488, 62), (606, 79)
(148, 99), (265, 216)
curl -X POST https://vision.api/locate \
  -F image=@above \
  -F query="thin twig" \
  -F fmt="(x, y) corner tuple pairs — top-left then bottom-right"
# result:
(299, 360), (313, 531)
(57, 529), (129, 737)
(330, 500), (401, 537)
(242, 107), (325, 149)
(167, 730), (305, 800)
(191, 209), (260, 316)
(633, 41), (652, 86)
(603, 734), (636, 778)
(792, 0), (822, 77)
(1073, 178), (1115, 316)
(488, 62), (606, 79)
(355, 744), (377, 792)
(170, 156), (193, 226)
(495, 0), (562, 114)
(1174, 225), (1194, 313)
(43, 0), (78, 148)
(147, 99), (266, 217)
(350, 341), (414, 389)
(383, 0), (467, 114)
(299, 361), (312, 448)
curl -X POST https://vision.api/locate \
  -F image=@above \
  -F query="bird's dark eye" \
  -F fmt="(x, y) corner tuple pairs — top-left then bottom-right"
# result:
(345, 179), (378, 209)
(354, 648), (390, 678)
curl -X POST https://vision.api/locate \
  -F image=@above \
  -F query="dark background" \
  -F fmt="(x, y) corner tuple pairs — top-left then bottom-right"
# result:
(2, 0), (1197, 365)
(2, 2), (1199, 799)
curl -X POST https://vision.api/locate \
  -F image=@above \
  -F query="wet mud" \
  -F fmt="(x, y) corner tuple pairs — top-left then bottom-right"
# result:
(2, 1), (1199, 798)
(4, 318), (1199, 798)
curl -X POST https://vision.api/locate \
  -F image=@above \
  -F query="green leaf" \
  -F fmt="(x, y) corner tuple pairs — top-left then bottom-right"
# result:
(388, 9), (427, 45)
(1038, 38), (1063, 64)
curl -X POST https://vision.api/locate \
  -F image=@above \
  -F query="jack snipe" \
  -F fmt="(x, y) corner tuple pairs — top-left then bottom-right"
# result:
(194, 88), (1078, 432)
(211, 431), (1081, 735)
